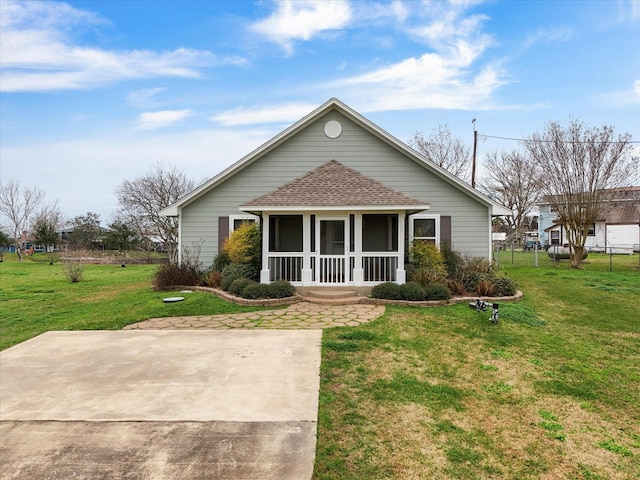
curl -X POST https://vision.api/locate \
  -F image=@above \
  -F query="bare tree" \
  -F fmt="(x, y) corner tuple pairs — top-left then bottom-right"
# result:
(115, 162), (195, 263)
(0, 181), (45, 261)
(480, 149), (542, 242)
(525, 119), (637, 268)
(409, 125), (471, 181)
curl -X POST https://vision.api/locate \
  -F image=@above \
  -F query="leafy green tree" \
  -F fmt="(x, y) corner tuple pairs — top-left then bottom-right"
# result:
(32, 207), (62, 264)
(0, 229), (10, 262)
(104, 220), (139, 252)
(66, 212), (102, 250)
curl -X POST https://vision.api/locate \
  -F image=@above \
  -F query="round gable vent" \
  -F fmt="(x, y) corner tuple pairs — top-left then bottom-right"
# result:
(324, 120), (342, 139)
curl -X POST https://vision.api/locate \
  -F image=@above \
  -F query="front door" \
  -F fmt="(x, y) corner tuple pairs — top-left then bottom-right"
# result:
(317, 217), (347, 284)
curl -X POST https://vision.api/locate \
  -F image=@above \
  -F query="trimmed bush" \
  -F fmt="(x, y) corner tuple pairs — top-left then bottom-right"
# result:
(220, 273), (243, 291)
(493, 276), (517, 297)
(424, 282), (452, 301)
(401, 282), (427, 301)
(241, 283), (272, 300)
(371, 282), (404, 300)
(222, 262), (258, 281)
(268, 280), (296, 298)
(229, 277), (256, 296)
(154, 262), (199, 290)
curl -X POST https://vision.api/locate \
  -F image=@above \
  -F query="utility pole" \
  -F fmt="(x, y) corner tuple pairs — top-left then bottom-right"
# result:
(471, 118), (478, 188)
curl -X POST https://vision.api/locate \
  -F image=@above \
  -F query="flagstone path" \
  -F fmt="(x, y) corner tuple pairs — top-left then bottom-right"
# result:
(123, 302), (386, 330)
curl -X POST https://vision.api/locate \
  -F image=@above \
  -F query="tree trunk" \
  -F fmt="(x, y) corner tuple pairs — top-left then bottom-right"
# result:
(570, 245), (585, 268)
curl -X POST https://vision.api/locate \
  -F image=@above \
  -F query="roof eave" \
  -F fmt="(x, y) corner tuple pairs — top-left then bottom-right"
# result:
(239, 204), (430, 213)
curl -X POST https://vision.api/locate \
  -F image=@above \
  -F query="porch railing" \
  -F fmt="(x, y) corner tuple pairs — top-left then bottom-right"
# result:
(266, 253), (400, 284)
(361, 254), (398, 283)
(268, 254), (303, 282)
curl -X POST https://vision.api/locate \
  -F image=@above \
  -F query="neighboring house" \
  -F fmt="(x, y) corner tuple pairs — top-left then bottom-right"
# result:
(161, 98), (511, 287)
(538, 187), (640, 253)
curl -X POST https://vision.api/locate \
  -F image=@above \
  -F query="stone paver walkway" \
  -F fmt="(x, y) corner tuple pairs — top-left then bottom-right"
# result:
(123, 302), (386, 330)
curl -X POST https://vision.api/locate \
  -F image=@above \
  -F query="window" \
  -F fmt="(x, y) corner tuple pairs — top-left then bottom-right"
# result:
(409, 214), (439, 245)
(230, 214), (259, 233)
(550, 230), (560, 245)
(269, 215), (303, 252)
(362, 214), (398, 252)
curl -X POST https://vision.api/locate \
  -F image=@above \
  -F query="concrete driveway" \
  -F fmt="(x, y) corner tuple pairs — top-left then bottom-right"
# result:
(0, 329), (322, 479)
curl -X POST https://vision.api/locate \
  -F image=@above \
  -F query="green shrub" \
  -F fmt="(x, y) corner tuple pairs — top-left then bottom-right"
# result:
(241, 283), (272, 299)
(371, 282), (404, 300)
(493, 276), (517, 296)
(424, 282), (452, 301)
(223, 222), (261, 264)
(401, 282), (427, 301)
(212, 251), (231, 273)
(237, 280), (295, 299)
(222, 262), (258, 281)
(410, 241), (447, 276)
(220, 273), (243, 291)
(153, 262), (199, 290)
(267, 280), (296, 298)
(441, 241), (464, 277)
(229, 277), (256, 296)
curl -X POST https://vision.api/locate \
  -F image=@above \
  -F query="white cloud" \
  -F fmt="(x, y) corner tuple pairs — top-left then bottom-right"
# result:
(250, 0), (352, 55)
(0, 0), (239, 92)
(127, 88), (166, 108)
(523, 26), (574, 49)
(136, 110), (193, 130)
(210, 102), (320, 126)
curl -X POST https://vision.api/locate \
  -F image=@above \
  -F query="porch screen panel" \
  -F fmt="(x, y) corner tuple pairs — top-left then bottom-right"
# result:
(269, 215), (303, 252)
(362, 214), (398, 252)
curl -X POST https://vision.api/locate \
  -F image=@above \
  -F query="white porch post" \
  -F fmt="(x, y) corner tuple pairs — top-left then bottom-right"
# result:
(396, 212), (406, 284)
(260, 213), (270, 284)
(353, 214), (363, 285)
(302, 213), (313, 285)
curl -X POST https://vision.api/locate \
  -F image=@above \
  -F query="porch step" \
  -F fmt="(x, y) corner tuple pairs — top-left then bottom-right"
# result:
(299, 288), (363, 305)
(305, 289), (359, 300)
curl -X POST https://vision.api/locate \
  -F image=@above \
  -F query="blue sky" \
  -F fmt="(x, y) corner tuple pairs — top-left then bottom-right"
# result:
(1, 0), (639, 223)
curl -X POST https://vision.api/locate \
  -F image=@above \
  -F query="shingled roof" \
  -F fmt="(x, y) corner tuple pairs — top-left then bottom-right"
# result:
(240, 160), (429, 211)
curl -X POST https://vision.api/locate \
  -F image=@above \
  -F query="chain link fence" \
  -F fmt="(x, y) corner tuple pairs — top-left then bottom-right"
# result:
(493, 243), (640, 272)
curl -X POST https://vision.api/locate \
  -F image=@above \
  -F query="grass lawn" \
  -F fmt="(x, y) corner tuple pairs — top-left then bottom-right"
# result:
(314, 254), (640, 480)
(1, 253), (638, 479)
(0, 254), (264, 351)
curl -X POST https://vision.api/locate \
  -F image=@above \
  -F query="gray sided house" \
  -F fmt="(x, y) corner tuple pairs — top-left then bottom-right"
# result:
(161, 99), (511, 287)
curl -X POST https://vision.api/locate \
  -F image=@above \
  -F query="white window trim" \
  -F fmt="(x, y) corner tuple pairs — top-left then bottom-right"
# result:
(229, 214), (260, 233)
(409, 213), (440, 246)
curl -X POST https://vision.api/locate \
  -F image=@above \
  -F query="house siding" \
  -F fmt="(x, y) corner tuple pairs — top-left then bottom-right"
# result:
(180, 110), (491, 266)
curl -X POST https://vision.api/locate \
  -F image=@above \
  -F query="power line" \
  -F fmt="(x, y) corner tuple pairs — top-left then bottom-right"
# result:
(480, 134), (640, 144)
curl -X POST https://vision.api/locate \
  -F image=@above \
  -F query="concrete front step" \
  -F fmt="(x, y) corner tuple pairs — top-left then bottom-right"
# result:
(305, 289), (359, 299)
(295, 287), (372, 305)
(303, 296), (364, 305)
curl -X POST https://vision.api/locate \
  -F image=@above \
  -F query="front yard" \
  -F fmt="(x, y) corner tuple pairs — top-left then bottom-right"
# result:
(314, 256), (639, 479)
(1, 253), (638, 479)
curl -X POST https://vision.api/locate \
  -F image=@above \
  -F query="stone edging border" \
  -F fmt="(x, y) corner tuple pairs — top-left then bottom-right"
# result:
(169, 285), (523, 308)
